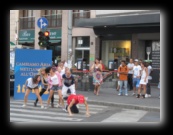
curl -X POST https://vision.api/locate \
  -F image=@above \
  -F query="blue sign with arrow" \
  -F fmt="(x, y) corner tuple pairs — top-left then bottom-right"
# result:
(37, 17), (48, 29)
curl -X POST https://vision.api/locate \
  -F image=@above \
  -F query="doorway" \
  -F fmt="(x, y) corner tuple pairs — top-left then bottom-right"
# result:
(75, 49), (90, 68)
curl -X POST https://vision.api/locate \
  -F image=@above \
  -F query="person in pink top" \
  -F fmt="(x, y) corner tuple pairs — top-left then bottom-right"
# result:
(45, 66), (66, 111)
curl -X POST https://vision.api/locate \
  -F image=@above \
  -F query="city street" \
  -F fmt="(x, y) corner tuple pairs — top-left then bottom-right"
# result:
(10, 10), (161, 125)
(10, 97), (160, 123)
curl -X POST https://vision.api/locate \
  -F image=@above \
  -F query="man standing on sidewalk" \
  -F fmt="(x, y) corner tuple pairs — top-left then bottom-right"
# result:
(117, 60), (129, 96)
(127, 58), (134, 91)
(132, 59), (141, 96)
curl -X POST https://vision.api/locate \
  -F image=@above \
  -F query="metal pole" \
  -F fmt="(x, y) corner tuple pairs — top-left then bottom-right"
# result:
(67, 10), (72, 69)
(15, 20), (19, 47)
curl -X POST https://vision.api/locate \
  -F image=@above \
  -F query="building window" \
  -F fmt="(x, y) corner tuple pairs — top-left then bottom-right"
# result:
(20, 10), (35, 29)
(44, 10), (62, 28)
(101, 40), (131, 68)
(75, 36), (90, 47)
(73, 10), (90, 25)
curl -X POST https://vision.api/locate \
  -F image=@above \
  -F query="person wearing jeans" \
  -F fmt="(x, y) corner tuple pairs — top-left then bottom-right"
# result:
(127, 58), (134, 91)
(117, 60), (129, 96)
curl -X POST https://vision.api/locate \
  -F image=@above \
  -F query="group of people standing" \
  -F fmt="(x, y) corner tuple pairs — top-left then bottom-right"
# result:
(117, 58), (155, 98)
(22, 60), (90, 117)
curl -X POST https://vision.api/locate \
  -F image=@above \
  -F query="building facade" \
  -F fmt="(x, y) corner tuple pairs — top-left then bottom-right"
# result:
(10, 10), (160, 83)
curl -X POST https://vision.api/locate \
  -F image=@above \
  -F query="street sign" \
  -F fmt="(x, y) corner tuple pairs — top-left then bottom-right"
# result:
(37, 17), (48, 29)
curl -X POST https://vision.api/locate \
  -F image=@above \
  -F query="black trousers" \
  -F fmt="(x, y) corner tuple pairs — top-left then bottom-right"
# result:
(147, 80), (151, 94)
(35, 88), (54, 104)
(66, 104), (79, 113)
(128, 74), (133, 90)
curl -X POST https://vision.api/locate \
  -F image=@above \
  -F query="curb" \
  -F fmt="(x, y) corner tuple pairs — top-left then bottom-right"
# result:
(87, 100), (160, 112)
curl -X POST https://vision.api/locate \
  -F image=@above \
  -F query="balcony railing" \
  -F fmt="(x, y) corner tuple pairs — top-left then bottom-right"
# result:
(73, 11), (90, 26)
(19, 17), (35, 29)
(42, 14), (62, 28)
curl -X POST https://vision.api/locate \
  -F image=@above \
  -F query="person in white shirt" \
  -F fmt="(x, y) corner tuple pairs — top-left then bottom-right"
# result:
(22, 74), (44, 108)
(146, 62), (153, 98)
(132, 59), (141, 96)
(127, 58), (134, 91)
(62, 60), (68, 68)
(137, 62), (148, 98)
(57, 61), (66, 77)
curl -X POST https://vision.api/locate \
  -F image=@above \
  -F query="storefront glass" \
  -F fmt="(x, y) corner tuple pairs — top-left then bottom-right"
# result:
(101, 40), (131, 69)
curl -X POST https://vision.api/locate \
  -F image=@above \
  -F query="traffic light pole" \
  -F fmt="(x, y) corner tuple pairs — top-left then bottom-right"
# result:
(67, 10), (72, 69)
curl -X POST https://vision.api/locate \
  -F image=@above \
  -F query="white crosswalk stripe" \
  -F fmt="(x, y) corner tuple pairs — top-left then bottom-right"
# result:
(101, 109), (148, 122)
(10, 99), (108, 123)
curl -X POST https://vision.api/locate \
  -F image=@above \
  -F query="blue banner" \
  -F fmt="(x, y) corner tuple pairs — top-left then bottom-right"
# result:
(14, 49), (52, 100)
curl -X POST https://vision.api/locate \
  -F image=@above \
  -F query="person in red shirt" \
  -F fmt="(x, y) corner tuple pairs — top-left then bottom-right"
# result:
(65, 94), (90, 117)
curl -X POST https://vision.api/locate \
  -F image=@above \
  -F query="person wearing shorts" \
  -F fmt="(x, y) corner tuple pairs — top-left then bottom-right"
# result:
(22, 74), (44, 108)
(62, 69), (76, 98)
(132, 59), (141, 96)
(34, 67), (54, 107)
(137, 62), (148, 98)
(46, 66), (65, 111)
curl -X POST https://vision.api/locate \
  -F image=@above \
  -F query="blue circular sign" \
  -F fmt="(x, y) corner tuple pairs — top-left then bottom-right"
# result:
(37, 17), (48, 29)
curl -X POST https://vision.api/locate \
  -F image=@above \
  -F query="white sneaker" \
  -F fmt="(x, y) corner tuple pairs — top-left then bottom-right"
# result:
(62, 108), (67, 112)
(56, 104), (62, 108)
(118, 93), (122, 96)
(41, 105), (44, 109)
(22, 104), (26, 107)
(44, 105), (49, 109)
(76, 105), (79, 108)
(145, 94), (149, 98)
(148, 94), (151, 97)
(132, 93), (136, 96)
(125, 94), (128, 96)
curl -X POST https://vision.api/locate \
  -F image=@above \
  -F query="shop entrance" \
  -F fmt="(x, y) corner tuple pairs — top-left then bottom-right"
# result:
(75, 49), (90, 68)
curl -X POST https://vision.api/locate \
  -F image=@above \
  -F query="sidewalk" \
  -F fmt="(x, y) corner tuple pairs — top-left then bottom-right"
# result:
(56, 86), (160, 112)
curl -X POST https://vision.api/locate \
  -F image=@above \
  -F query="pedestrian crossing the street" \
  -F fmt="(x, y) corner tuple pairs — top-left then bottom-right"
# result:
(10, 99), (108, 123)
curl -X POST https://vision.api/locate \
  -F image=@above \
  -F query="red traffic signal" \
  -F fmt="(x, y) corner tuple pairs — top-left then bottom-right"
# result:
(44, 31), (50, 37)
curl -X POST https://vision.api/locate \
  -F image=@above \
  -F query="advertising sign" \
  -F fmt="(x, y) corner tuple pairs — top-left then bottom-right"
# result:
(14, 49), (52, 100)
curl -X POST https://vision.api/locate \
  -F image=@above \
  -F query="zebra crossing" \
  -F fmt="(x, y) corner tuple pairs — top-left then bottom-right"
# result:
(10, 99), (108, 123)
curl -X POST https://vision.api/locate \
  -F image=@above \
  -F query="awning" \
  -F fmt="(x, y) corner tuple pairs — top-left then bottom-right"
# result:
(49, 39), (61, 44)
(74, 13), (160, 28)
(10, 41), (15, 46)
(18, 41), (34, 44)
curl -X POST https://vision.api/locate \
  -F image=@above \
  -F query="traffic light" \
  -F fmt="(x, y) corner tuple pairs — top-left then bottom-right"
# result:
(44, 31), (50, 46)
(38, 31), (50, 47)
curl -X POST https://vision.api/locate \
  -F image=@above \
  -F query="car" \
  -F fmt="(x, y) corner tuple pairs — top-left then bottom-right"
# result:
(10, 69), (15, 96)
